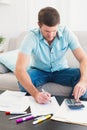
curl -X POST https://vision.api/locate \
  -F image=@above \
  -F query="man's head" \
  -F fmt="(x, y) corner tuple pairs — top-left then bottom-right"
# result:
(38, 7), (60, 26)
(38, 7), (60, 43)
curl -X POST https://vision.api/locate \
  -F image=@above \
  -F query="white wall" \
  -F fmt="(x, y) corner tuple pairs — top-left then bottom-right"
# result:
(0, 0), (27, 38)
(0, 0), (87, 39)
(69, 0), (87, 31)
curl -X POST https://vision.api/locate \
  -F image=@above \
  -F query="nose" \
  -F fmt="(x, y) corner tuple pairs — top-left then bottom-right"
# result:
(48, 32), (54, 37)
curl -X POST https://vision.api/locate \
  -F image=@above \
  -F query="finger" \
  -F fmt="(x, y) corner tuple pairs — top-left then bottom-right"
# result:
(45, 92), (51, 97)
(42, 91), (51, 100)
(76, 87), (83, 101)
(43, 93), (51, 101)
(76, 90), (80, 101)
(42, 93), (51, 103)
(73, 87), (80, 101)
(80, 88), (85, 95)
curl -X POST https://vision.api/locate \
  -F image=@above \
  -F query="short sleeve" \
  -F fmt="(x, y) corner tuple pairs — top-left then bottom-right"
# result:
(64, 26), (81, 50)
(19, 31), (36, 55)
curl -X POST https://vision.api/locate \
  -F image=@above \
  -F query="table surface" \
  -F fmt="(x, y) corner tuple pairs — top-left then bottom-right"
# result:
(0, 90), (87, 130)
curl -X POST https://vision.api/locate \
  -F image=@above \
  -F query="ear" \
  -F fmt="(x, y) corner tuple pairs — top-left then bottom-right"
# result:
(38, 22), (42, 28)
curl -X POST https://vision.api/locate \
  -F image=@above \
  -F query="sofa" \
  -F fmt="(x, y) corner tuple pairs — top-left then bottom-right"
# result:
(0, 31), (87, 96)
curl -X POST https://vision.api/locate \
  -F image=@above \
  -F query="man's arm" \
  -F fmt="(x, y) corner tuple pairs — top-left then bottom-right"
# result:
(15, 52), (51, 104)
(72, 47), (87, 100)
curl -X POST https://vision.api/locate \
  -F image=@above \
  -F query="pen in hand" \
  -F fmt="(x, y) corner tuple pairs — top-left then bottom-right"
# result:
(41, 89), (52, 103)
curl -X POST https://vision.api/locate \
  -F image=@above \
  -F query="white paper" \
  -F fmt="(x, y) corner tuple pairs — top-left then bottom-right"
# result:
(28, 96), (59, 116)
(52, 99), (87, 125)
(0, 90), (26, 97)
(0, 90), (30, 112)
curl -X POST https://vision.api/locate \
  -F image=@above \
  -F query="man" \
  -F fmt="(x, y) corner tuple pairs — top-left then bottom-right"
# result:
(15, 7), (87, 104)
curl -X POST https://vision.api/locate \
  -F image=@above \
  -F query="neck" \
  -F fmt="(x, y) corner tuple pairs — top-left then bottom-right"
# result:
(47, 38), (55, 45)
(48, 41), (53, 45)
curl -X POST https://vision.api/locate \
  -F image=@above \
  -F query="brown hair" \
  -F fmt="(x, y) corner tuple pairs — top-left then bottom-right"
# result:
(38, 7), (60, 26)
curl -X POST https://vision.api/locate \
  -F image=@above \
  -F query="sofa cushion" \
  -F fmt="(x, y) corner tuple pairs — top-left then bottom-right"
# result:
(0, 72), (19, 91)
(0, 50), (18, 72)
(0, 63), (10, 74)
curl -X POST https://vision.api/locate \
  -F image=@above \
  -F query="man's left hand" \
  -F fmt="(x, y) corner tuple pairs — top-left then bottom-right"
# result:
(72, 81), (87, 101)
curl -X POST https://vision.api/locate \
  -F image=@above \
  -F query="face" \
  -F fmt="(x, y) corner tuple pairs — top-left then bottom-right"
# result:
(38, 24), (58, 44)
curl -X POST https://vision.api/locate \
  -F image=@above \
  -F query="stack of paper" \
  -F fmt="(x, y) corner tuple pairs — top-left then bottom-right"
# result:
(51, 99), (87, 126)
(0, 90), (60, 116)
(0, 90), (30, 112)
(2, 90), (87, 126)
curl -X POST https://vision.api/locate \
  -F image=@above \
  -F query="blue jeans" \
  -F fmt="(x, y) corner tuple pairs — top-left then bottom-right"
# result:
(18, 67), (87, 98)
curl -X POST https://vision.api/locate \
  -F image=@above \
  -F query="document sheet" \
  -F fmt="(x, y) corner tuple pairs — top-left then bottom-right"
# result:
(51, 99), (87, 126)
(0, 90), (30, 112)
(28, 96), (59, 116)
(0, 91), (59, 116)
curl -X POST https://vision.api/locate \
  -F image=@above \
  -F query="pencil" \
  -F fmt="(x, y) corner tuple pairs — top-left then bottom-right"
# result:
(9, 113), (31, 120)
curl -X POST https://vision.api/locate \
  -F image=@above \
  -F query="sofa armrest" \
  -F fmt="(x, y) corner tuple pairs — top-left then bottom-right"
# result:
(4, 32), (27, 52)
(4, 38), (17, 52)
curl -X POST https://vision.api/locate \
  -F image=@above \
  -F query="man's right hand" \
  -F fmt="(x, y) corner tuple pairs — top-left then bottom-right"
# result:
(34, 91), (51, 104)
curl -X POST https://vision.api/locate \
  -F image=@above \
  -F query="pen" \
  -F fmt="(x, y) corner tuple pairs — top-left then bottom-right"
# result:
(41, 89), (47, 93)
(16, 115), (34, 123)
(5, 111), (27, 115)
(42, 89), (52, 103)
(33, 114), (52, 125)
(9, 113), (31, 120)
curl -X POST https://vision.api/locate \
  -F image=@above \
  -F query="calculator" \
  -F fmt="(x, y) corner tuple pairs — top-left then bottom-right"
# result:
(65, 99), (85, 109)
